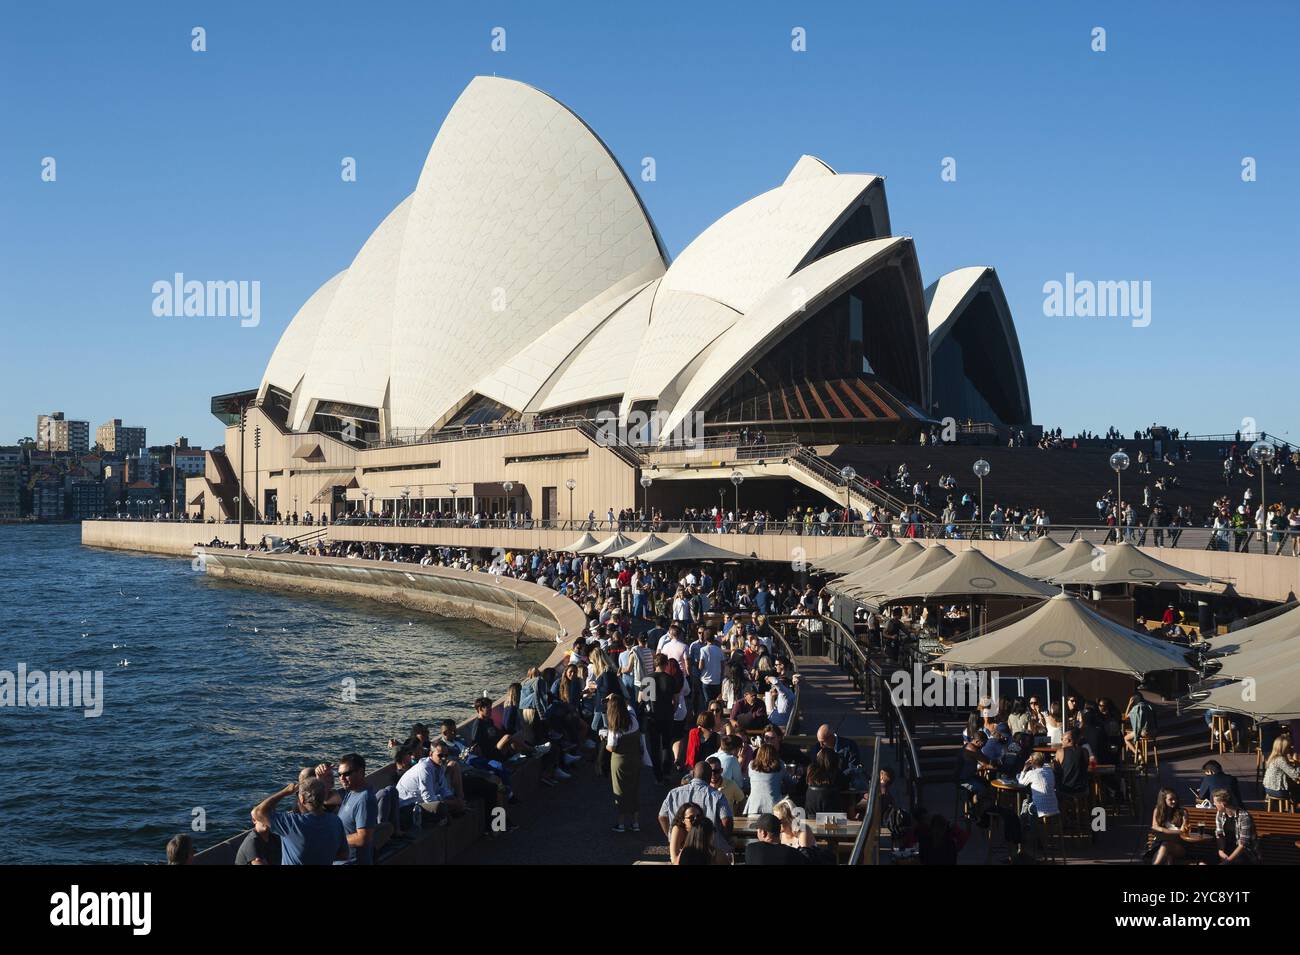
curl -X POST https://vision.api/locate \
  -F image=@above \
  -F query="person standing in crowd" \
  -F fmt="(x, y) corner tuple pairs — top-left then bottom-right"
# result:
(606, 696), (642, 832)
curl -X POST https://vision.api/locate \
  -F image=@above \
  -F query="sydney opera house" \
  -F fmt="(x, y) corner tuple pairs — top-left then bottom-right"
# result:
(192, 77), (1034, 524)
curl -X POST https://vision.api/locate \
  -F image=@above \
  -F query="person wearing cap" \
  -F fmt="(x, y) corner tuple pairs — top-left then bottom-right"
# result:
(743, 812), (816, 865)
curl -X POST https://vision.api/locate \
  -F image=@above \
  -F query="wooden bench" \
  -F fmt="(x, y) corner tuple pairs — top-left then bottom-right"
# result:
(1146, 807), (1300, 865)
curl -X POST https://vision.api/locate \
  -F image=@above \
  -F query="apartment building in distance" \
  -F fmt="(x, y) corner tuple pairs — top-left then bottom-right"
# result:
(0, 446), (22, 520)
(36, 412), (90, 454)
(96, 418), (147, 455)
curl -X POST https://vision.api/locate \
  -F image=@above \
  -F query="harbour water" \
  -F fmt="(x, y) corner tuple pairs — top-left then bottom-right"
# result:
(0, 524), (537, 864)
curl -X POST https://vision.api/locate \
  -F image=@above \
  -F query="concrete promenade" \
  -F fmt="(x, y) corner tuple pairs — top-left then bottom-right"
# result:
(83, 519), (1300, 604)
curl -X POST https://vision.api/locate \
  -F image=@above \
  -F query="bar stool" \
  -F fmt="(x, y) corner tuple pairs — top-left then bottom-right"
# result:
(1058, 791), (1090, 842)
(1265, 794), (1294, 813)
(1210, 714), (1227, 753)
(1134, 732), (1158, 770)
(1038, 812), (1066, 864)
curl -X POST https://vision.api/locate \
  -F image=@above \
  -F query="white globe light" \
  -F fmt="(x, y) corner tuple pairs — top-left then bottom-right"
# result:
(839, 465), (857, 483)
(1110, 451), (1130, 472)
(973, 459), (990, 479)
(1250, 440), (1275, 465)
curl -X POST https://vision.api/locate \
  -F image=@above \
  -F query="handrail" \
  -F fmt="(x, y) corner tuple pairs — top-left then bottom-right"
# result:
(848, 735), (883, 865)
(102, 514), (1300, 558)
(788, 446), (937, 522)
(809, 612), (924, 813)
(281, 525), (328, 545)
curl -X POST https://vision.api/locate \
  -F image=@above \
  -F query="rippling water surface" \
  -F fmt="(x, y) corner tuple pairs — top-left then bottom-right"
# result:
(0, 524), (538, 864)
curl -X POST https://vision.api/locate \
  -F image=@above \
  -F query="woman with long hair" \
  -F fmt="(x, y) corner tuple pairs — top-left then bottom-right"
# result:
(606, 695), (642, 832)
(1044, 701), (1064, 746)
(1263, 736), (1300, 802)
(685, 711), (719, 769)
(804, 749), (845, 816)
(1150, 788), (1187, 865)
(744, 742), (785, 815)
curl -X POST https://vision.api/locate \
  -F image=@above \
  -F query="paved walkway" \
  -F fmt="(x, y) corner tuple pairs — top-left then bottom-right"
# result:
(460, 653), (883, 865)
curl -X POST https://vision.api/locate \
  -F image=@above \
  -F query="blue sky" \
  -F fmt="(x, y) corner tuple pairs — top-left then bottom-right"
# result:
(2, 1), (1297, 449)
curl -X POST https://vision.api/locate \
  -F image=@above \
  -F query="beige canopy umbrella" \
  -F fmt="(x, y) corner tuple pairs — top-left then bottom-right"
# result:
(997, 536), (1063, 572)
(844, 536), (900, 572)
(1203, 605), (1300, 680)
(837, 540), (926, 593)
(579, 533), (637, 556)
(850, 545), (956, 605)
(878, 547), (1057, 604)
(941, 593), (1196, 678)
(825, 538), (902, 577)
(1186, 655), (1300, 723)
(607, 533), (669, 559)
(640, 532), (753, 564)
(810, 537), (878, 574)
(1210, 637), (1300, 682)
(1047, 542), (1214, 587)
(560, 531), (600, 553)
(1206, 603), (1300, 658)
(1018, 538), (1100, 581)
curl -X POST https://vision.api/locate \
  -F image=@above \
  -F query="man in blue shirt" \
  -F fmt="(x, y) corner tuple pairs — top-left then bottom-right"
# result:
(251, 778), (349, 866)
(336, 752), (380, 865)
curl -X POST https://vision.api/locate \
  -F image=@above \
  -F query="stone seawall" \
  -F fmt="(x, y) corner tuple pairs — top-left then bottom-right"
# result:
(202, 552), (580, 644)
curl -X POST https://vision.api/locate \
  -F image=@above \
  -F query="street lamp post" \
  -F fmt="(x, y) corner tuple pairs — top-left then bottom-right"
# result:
(502, 480), (514, 527)
(640, 475), (652, 529)
(253, 426), (261, 522)
(730, 471), (744, 530)
(839, 465), (856, 536)
(565, 478), (576, 528)
(973, 459), (990, 540)
(1250, 440), (1275, 553)
(1110, 451), (1130, 542)
(449, 484), (458, 524)
(397, 486), (410, 527)
(237, 403), (247, 547)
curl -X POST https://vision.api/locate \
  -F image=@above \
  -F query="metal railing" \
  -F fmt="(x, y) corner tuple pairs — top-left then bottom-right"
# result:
(818, 614), (923, 813)
(787, 446), (935, 521)
(848, 735), (883, 865)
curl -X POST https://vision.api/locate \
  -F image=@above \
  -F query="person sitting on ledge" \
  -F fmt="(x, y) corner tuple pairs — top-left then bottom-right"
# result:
(234, 817), (282, 866)
(252, 778), (348, 866)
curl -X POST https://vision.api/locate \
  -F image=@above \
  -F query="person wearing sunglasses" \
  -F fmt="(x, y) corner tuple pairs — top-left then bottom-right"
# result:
(336, 753), (380, 865)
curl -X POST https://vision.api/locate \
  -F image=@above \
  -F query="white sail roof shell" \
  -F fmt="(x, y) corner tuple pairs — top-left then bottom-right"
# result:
(386, 77), (667, 431)
(291, 197), (412, 429)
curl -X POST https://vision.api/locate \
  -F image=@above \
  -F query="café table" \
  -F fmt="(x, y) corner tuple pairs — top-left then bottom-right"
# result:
(731, 814), (863, 848)
(991, 777), (1029, 812)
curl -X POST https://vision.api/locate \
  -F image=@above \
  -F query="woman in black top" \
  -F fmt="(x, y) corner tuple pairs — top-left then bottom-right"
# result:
(803, 750), (846, 816)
